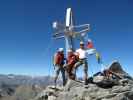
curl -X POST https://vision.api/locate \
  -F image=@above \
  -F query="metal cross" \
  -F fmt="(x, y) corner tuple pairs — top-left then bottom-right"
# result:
(52, 8), (90, 54)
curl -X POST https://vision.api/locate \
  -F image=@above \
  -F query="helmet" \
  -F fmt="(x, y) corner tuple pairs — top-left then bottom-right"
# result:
(58, 48), (64, 52)
(67, 49), (72, 52)
(88, 39), (92, 42)
(80, 41), (84, 45)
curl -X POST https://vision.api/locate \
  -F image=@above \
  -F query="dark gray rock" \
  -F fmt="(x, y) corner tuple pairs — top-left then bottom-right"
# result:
(34, 61), (133, 100)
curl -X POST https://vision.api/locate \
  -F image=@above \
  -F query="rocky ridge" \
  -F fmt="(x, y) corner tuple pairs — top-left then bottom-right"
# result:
(35, 61), (133, 100)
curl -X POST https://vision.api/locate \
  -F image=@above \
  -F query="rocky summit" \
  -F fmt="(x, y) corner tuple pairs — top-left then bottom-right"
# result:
(35, 61), (133, 100)
(0, 61), (133, 100)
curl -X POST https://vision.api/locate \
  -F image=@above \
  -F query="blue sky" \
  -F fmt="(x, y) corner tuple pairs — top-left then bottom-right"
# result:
(0, 0), (132, 76)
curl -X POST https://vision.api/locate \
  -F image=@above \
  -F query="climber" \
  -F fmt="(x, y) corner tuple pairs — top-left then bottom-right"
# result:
(87, 39), (94, 49)
(64, 49), (78, 80)
(86, 39), (103, 70)
(86, 39), (99, 61)
(86, 39), (99, 58)
(53, 48), (66, 87)
(74, 41), (88, 85)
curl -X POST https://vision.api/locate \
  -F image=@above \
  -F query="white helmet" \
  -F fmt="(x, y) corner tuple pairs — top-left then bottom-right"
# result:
(88, 39), (92, 42)
(80, 41), (84, 45)
(58, 48), (64, 52)
(67, 49), (72, 52)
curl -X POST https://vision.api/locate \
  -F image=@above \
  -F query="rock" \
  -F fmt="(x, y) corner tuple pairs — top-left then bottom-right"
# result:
(34, 85), (62, 100)
(48, 95), (56, 100)
(34, 61), (133, 100)
(108, 61), (132, 80)
(95, 78), (119, 88)
(113, 93), (129, 100)
(111, 85), (131, 93)
(93, 76), (104, 83)
(64, 79), (83, 91)
(35, 78), (133, 100)
(109, 61), (126, 74)
(125, 91), (133, 99)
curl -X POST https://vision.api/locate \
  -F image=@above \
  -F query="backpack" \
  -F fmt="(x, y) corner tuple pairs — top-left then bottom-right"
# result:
(53, 52), (64, 66)
(67, 54), (77, 65)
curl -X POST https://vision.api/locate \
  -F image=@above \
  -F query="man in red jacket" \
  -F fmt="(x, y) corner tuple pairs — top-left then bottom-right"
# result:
(87, 39), (94, 49)
(65, 49), (78, 80)
(54, 48), (66, 86)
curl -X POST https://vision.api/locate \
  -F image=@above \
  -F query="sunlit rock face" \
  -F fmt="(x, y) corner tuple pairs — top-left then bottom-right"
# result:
(109, 61), (127, 74)
(35, 61), (133, 100)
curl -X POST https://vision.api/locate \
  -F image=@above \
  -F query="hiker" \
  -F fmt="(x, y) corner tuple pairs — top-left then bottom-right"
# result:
(86, 39), (108, 79)
(64, 49), (78, 80)
(87, 39), (94, 49)
(74, 41), (88, 84)
(86, 39), (103, 69)
(53, 48), (66, 86)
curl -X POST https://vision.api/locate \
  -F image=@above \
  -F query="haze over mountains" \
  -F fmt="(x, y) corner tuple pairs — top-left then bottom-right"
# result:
(0, 74), (55, 86)
(0, 74), (57, 100)
(0, 61), (132, 100)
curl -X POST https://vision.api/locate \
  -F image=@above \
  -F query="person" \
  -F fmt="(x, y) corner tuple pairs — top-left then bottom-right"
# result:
(64, 49), (78, 80)
(74, 41), (88, 85)
(53, 48), (66, 86)
(87, 39), (94, 49)
(86, 39), (103, 70)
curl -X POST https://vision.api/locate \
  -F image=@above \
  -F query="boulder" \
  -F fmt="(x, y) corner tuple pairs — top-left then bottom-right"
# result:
(109, 60), (126, 74)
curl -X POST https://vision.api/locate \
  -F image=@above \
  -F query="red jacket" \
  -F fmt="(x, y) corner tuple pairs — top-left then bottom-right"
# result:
(55, 52), (64, 65)
(67, 53), (77, 65)
(87, 42), (94, 49)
